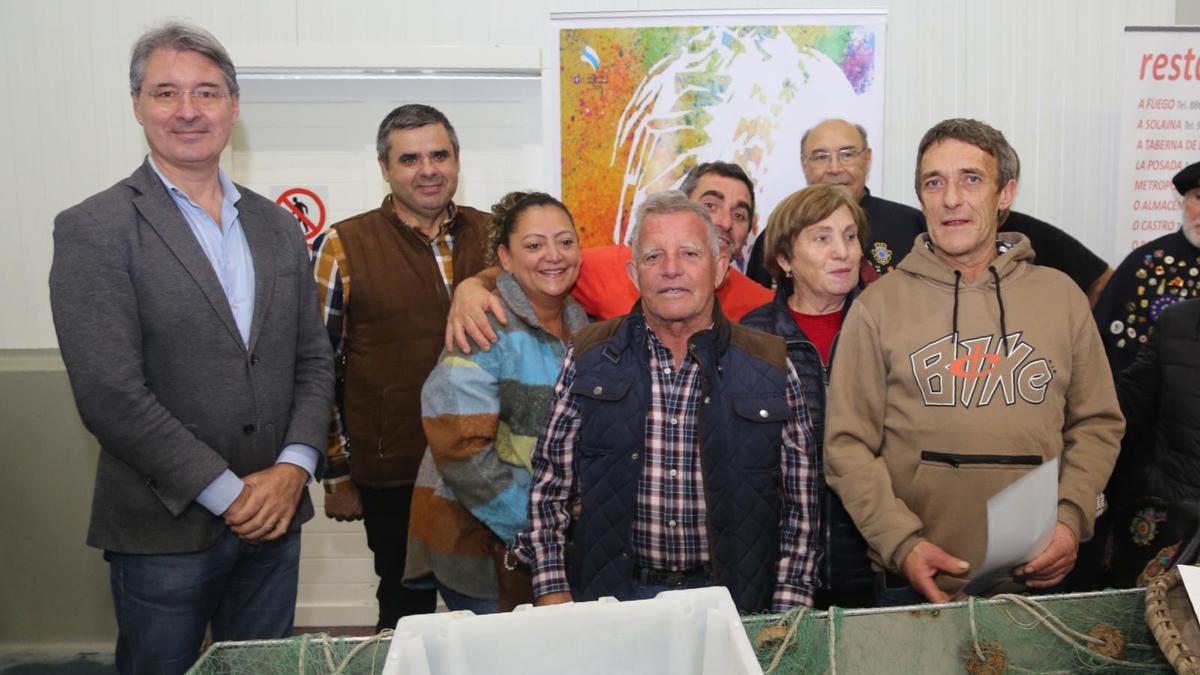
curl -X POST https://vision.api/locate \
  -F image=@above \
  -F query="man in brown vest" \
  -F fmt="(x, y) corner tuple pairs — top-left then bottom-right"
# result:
(311, 104), (490, 630)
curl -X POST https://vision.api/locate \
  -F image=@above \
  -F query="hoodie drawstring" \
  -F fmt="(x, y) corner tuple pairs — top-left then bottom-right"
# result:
(989, 266), (1010, 356)
(951, 267), (1010, 357)
(951, 270), (962, 340)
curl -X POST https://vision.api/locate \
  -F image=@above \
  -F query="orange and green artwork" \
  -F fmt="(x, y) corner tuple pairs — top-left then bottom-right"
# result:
(556, 20), (883, 250)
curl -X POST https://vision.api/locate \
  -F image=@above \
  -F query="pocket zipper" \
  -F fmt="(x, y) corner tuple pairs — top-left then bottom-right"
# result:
(920, 451), (1042, 468)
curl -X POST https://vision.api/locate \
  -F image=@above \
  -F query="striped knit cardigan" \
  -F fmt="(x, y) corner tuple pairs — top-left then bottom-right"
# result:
(404, 272), (590, 600)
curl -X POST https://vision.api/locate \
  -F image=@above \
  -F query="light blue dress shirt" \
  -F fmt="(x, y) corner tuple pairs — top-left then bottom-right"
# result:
(148, 157), (318, 516)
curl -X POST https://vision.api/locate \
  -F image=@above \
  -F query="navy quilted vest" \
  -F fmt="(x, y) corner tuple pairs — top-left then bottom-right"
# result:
(566, 306), (790, 613)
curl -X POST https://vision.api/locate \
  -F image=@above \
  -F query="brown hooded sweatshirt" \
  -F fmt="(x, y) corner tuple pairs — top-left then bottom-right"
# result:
(824, 232), (1123, 594)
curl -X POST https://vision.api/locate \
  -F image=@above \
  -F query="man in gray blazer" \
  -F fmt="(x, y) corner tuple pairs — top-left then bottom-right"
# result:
(49, 23), (333, 674)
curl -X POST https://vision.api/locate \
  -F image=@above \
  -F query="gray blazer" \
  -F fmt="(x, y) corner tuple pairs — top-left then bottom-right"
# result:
(50, 160), (334, 554)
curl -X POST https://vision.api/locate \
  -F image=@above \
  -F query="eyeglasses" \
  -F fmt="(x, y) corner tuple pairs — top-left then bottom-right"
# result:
(803, 147), (865, 166)
(140, 87), (231, 110)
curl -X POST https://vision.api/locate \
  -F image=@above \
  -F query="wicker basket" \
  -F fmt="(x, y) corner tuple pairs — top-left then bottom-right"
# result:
(1146, 568), (1200, 674)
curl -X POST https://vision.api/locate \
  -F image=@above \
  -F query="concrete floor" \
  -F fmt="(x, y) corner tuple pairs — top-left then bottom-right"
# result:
(0, 650), (115, 675)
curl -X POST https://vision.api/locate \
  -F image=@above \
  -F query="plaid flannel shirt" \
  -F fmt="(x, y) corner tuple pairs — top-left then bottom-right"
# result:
(515, 329), (818, 610)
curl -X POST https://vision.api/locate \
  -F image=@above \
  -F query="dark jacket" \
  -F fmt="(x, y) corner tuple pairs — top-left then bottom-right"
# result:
(567, 304), (793, 613)
(740, 284), (874, 597)
(1000, 211), (1108, 294)
(1094, 230), (1200, 377)
(50, 160), (334, 554)
(1118, 298), (1200, 504)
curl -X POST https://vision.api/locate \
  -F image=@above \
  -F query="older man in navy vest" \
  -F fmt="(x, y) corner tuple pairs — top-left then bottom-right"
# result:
(514, 190), (818, 612)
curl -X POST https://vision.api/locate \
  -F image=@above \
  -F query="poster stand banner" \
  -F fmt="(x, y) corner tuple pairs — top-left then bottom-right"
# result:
(543, 10), (887, 250)
(1115, 26), (1200, 259)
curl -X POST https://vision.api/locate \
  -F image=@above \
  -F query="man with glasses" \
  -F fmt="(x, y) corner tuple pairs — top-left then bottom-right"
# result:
(746, 118), (927, 284)
(50, 22), (333, 673)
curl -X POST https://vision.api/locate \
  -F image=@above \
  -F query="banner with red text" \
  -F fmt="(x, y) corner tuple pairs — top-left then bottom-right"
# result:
(1116, 27), (1200, 259)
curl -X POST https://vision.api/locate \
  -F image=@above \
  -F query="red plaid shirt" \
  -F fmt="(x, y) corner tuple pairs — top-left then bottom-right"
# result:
(515, 329), (818, 610)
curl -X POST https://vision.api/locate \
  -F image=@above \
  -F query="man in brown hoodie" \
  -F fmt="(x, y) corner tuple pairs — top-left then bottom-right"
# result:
(824, 119), (1123, 605)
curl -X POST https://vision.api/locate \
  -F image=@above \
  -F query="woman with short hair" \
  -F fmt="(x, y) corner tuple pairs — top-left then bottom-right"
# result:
(740, 183), (875, 609)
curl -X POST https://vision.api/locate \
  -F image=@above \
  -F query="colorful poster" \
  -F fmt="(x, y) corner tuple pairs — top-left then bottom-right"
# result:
(544, 11), (887, 250)
(1115, 27), (1200, 259)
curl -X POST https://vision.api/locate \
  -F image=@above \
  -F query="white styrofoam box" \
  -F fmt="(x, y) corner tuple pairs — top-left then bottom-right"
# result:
(380, 586), (761, 675)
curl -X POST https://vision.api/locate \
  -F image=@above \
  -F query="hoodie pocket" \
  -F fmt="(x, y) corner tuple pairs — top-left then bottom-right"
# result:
(906, 451), (1044, 566)
(920, 451), (1042, 469)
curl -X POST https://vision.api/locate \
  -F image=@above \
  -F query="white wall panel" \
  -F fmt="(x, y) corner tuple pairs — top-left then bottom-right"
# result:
(301, 557), (377, 580)
(296, 1), (387, 45)
(298, 581), (383, 607)
(301, 530), (375, 560)
(298, 488), (376, 627)
(494, 0), (552, 46)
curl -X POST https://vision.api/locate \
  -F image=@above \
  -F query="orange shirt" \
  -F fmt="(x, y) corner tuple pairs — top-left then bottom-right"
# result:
(571, 245), (773, 321)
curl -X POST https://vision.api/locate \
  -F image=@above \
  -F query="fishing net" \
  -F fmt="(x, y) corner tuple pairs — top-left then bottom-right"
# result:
(188, 589), (1172, 674)
(187, 631), (394, 675)
(743, 588), (1171, 674)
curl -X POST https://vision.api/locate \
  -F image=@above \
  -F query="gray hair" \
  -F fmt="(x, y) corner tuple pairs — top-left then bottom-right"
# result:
(130, 22), (238, 95)
(376, 104), (460, 163)
(996, 141), (1022, 225)
(915, 118), (1020, 223)
(800, 119), (870, 155)
(628, 190), (720, 258)
(915, 118), (1019, 193)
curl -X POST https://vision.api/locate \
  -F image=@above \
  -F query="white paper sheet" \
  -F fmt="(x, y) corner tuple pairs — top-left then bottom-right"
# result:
(1177, 565), (1200, 620)
(963, 457), (1059, 596)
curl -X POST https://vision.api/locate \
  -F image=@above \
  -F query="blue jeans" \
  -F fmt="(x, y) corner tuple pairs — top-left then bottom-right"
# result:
(874, 582), (927, 608)
(107, 529), (300, 675)
(435, 578), (499, 615)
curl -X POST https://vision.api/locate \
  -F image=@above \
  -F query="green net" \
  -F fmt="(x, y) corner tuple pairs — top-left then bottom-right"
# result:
(743, 589), (1171, 674)
(187, 631), (395, 675)
(188, 589), (1172, 674)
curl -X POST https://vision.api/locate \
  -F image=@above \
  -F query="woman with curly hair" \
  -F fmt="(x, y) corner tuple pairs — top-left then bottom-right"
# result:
(404, 192), (589, 613)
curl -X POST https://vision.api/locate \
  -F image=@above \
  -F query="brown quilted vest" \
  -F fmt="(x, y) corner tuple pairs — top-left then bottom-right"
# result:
(336, 197), (489, 487)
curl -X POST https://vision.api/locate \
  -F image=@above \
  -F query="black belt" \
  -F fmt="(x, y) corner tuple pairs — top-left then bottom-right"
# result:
(635, 564), (711, 587)
(880, 570), (910, 590)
